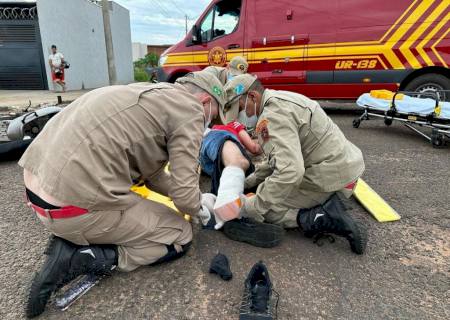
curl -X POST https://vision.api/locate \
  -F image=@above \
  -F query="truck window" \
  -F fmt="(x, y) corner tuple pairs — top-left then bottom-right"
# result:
(199, 0), (241, 43)
(200, 9), (214, 42)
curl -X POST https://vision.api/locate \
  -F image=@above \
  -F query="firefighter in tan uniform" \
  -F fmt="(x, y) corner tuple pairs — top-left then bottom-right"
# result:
(222, 74), (368, 254)
(203, 56), (249, 85)
(21, 72), (225, 318)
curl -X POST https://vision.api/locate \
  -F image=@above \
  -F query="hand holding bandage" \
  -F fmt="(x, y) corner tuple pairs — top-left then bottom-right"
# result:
(198, 193), (216, 225)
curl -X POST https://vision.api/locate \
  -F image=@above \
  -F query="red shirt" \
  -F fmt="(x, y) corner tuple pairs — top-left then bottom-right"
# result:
(212, 121), (246, 143)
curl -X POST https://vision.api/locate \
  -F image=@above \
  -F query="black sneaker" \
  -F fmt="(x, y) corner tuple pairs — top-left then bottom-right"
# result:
(223, 218), (285, 248)
(297, 193), (367, 254)
(26, 236), (117, 318)
(239, 261), (277, 320)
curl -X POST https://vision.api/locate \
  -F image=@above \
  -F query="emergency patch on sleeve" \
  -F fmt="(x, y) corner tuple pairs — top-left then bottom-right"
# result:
(256, 119), (270, 143)
(235, 84), (245, 95)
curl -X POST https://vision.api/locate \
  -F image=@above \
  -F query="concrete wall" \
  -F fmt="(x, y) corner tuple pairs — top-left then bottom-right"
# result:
(132, 42), (148, 62)
(147, 45), (171, 57)
(37, 0), (132, 91)
(109, 2), (133, 84)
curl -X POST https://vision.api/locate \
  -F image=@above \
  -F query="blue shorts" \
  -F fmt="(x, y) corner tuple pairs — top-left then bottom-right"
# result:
(200, 130), (241, 176)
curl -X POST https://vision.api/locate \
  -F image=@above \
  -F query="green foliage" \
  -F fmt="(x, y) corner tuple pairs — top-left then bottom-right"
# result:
(134, 53), (159, 68)
(134, 53), (158, 82)
(134, 67), (149, 82)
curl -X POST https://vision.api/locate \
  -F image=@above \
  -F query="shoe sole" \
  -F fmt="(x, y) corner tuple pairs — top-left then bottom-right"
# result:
(349, 220), (367, 255)
(223, 220), (285, 248)
(26, 236), (60, 318)
(327, 194), (368, 255)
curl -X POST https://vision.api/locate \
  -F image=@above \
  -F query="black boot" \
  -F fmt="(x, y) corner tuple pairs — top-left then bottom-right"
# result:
(26, 236), (117, 318)
(297, 193), (367, 254)
(223, 218), (285, 248)
(239, 261), (276, 320)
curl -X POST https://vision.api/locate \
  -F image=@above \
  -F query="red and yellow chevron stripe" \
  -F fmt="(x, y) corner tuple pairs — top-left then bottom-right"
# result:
(163, 0), (449, 70)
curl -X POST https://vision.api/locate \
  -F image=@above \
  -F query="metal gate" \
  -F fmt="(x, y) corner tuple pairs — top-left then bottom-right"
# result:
(0, 6), (47, 90)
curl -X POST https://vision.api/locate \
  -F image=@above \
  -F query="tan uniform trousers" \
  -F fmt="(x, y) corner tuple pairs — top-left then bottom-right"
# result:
(257, 187), (354, 229)
(36, 198), (193, 272)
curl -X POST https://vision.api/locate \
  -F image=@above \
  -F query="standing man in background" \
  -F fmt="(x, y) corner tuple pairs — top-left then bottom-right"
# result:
(48, 45), (66, 92)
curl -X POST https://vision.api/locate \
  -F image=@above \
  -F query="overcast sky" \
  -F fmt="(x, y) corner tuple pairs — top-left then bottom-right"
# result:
(114, 0), (211, 45)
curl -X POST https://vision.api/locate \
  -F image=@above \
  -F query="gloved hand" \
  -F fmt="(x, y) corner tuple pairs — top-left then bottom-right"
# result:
(202, 193), (232, 230)
(198, 193), (216, 226)
(213, 194), (254, 230)
(238, 193), (256, 218)
(213, 211), (226, 230)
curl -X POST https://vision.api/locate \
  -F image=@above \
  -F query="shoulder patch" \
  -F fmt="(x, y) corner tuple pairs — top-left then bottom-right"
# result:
(213, 85), (222, 97)
(235, 84), (245, 95)
(256, 119), (270, 143)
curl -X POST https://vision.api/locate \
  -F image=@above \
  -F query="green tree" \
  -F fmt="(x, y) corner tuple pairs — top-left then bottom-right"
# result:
(134, 53), (159, 68)
(134, 53), (159, 82)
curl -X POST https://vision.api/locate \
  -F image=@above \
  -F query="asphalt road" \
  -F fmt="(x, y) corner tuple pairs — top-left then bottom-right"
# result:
(0, 111), (449, 320)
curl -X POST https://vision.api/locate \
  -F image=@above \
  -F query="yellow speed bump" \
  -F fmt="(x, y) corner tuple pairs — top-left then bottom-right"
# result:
(353, 178), (401, 222)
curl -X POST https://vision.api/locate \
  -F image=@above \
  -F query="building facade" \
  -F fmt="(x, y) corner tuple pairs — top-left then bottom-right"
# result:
(0, 0), (133, 90)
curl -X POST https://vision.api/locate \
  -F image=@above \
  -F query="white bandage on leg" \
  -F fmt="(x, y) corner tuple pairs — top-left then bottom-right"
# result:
(213, 166), (245, 228)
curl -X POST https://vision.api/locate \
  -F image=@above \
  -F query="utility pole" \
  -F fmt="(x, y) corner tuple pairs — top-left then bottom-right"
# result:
(185, 14), (188, 35)
(101, 0), (117, 85)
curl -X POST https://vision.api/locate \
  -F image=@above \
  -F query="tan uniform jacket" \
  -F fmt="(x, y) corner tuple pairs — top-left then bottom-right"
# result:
(203, 66), (229, 86)
(19, 83), (204, 214)
(245, 89), (365, 216)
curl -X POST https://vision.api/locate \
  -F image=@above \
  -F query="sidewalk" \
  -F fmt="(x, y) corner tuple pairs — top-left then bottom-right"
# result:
(0, 90), (91, 110)
(0, 89), (359, 112)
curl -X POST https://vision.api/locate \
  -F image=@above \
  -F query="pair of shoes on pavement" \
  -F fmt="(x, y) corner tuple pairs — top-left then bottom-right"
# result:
(222, 193), (367, 254)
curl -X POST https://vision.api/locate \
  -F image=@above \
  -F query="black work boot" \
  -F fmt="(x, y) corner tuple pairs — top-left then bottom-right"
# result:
(223, 218), (285, 248)
(26, 236), (117, 318)
(297, 193), (367, 254)
(240, 261), (276, 320)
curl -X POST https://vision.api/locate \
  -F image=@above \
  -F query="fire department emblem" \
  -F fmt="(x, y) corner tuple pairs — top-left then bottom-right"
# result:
(208, 47), (227, 66)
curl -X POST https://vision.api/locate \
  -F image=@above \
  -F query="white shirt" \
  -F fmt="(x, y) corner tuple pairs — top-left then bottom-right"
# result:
(49, 52), (64, 69)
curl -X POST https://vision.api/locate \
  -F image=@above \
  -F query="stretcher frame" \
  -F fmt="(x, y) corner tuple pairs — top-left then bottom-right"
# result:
(353, 90), (450, 148)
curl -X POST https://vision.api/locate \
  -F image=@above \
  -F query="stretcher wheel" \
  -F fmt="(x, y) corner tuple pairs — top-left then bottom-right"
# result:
(384, 118), (393, 126)
(431, 134), (444, 148)
(352, 119), (361, 128)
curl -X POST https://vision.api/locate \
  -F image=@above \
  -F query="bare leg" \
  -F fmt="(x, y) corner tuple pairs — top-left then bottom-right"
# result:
(221, 141), (249, 170)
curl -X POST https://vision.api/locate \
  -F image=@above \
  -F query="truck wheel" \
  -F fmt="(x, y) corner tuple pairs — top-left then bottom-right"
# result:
(404, 73), (450, 101)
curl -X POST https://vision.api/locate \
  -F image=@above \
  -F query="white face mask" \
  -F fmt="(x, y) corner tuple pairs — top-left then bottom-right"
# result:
(227, 73), (235, 81)
(237, 94), (258, 130)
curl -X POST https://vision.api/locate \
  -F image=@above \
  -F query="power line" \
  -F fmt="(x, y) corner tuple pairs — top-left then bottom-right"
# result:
(154, 0), (176, 17)
(151, 0), (171, 19)
(166, 0), (187, 18)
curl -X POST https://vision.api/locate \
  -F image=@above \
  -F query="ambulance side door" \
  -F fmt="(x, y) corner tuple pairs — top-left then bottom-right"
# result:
(246, 1), (308, 88)
(190, 0), (245, 68)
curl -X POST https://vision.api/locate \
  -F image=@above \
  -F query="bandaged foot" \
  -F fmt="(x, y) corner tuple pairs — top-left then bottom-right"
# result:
(214, 166), (245, 229)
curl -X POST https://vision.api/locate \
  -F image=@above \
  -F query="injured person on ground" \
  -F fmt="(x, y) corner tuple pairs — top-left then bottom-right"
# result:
(205, 74), (368, 254)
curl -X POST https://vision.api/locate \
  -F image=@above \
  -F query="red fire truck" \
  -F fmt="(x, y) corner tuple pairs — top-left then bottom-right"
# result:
(156, 0), (449, 99)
